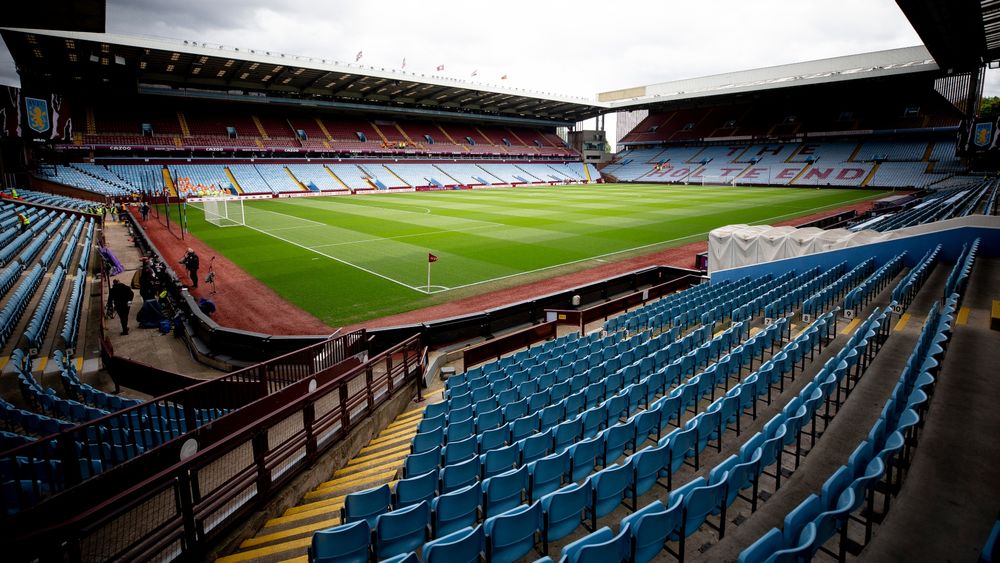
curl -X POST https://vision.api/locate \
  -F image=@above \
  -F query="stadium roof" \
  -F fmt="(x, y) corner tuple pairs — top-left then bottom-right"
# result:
(0, 27), (952, 123)
(0, 27), (601, 125)
(598, 46), (940, 109)
(896, 0), (1000, 72)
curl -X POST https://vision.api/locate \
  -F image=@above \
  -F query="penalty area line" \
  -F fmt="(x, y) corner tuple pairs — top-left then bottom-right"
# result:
(241, 223), (431, 294)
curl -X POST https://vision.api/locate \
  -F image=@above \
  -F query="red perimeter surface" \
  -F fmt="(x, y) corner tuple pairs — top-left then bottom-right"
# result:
(132, 200), (876, 335)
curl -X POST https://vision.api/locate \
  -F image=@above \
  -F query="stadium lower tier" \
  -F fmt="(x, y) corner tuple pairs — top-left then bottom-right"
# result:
(35, 161), (601, 197)
(215, 229), (997, 563)
(602, 139), (966, 188)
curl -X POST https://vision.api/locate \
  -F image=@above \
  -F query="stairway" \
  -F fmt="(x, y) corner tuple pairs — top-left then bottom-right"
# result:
(215, 405), (430, 563)
(224, 167), (245, 194)
(252, 116), (270, 140)
(177, 111), (191, 138)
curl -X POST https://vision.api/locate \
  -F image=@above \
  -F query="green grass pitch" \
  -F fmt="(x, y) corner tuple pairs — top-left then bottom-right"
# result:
(177, 184), (887, 326)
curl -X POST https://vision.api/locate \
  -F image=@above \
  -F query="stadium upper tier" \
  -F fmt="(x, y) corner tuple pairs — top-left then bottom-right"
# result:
(601, 138), (963, 188)
(75, 101), (576, 158)
(37, 161), (602, 197)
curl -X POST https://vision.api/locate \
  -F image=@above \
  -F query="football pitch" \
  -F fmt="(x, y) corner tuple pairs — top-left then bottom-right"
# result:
(179, 184), (887, 326)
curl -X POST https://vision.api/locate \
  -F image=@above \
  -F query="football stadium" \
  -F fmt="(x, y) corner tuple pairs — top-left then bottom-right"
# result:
(0, 1), (998, 562)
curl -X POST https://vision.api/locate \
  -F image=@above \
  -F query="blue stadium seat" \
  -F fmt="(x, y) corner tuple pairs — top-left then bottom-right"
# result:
(622, 498), (683, 563)
(484, 500), (543, 563)
(559, 525), (630, 563)
(342, 483), (391, 526)
(374, 500), (431, 560)
(307, 519), (370, 563)
(422, 525), (484, 563)
(481, 443), (520, 479)
(528, 449), (570, 501)
(540, 480), (591, 544)
(482, 465), (528, 518)
(394, 470), (438, 509)
(441, 456), (479, 494)
(431, 483), (481, 537)
(588, 462), (632, 529)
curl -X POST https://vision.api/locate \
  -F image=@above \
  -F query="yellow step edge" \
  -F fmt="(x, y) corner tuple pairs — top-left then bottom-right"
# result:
(240, 516), (341, 549)
(265, 501), (344, 528)
(216, 536), (312, 563)
(956, 306), (971, 326)
(309, 471), (399, 497)
(285, 493), (348, 515)
(373, 420), (422, 440)
(387, 410), (423, 426)
(279, 557), (308, 563)
(360, 432), (417, 453)
(384, 418), (422, 434)
(343, 442), (411, 468)
(840, 318), (861, 336)
(338, 452), (409, 476)
(894, 313), (912, 332)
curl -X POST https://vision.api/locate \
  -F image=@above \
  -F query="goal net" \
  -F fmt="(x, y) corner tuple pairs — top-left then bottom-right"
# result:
(203, 197), (245, 227)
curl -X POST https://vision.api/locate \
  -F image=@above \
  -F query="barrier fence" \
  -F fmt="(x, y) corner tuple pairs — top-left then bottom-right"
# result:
(6, 333), (426, 561)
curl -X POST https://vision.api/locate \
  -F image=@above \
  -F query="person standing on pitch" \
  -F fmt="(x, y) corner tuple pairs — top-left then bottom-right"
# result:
(109, 279), (134, 335)
(140, 201), (150, 221)
(180, 248), (200, 288)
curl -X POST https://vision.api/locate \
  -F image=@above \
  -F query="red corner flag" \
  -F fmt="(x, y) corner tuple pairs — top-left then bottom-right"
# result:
(428, 253), (438, 263)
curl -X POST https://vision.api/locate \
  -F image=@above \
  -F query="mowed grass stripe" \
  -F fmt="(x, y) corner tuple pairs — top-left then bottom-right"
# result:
(184, 185), (886, 326)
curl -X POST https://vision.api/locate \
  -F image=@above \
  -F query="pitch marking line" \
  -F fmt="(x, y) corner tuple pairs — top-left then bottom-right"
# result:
(310, 223), (498, 249)
(235, 190), (883, 296)
(240, 223), (429, 294)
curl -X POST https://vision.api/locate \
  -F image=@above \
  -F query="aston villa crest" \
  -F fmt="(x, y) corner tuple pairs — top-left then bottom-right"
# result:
(973, 121), (992, 148)
(25, 97), (49, 134)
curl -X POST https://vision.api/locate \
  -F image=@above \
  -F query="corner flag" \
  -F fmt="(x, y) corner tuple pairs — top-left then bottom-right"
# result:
(428, 253), (438, 263)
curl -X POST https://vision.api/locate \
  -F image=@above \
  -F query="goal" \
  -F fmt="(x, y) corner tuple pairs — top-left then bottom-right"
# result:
(202, 197), (245, 227)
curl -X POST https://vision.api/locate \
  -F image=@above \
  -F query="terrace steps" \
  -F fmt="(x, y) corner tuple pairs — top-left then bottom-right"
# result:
(224, 167), (245, 194)
(215, 405), (429, 563)
(283, 167), (309, 191)
(861, 162), (880, 187)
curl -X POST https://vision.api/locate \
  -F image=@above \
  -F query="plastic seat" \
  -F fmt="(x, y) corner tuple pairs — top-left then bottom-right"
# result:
(447, 417), (476, 444)
(553, 417), (583, 453)
(569, 435), (602, 482)
(511, 413), (539, 443)
(588, 462), (632, 529)
(539, 403), (565, 433)
(581, 405), (607, 439)
(342, 484), (392, 527)
(422, 524), (484, 563)
(560, 525), (630, 563)
(412, 427), (444, 455)
(307, 519), (370, 563)
(528, 449), (570, 501)
(441, 456), (479, 494)
(482, 443), (520, 479)
(443, 435), (478, 465)
(374, 500), (431, 560)
(483, 500), (543, 563)
(540, 480), (591, 543)
(622, 497), (683, 563)
(431, 483), (481, 537)
(482, 465), (528, 518)
(602, 408), (635, 455)
(661, 425), (696, 489)
(394, 470), (438, 509)
(418, 413), (446, 434)
(503, 399), (528, 423)
(669, 477), (727, 561)
(737, 527), (782, 563)
(425, 401), (450, 420)
(475, 407), (502, 434)
(521, 429), (553, 465)
(478, 424), (510, 454)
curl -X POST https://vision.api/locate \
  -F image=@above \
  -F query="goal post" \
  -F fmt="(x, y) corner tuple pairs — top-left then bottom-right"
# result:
(203, 197), (245, 227)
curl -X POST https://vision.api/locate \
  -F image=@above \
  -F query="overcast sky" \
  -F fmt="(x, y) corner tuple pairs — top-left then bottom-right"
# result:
(0, 0), (995, 130)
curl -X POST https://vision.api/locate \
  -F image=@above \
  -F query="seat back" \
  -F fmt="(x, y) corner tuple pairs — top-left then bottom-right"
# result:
(482, 443), (520, 479)
(432, 483), (481, 537)
(344, 483), (392, 526)
(540, 480), (591, 542)
(441, 456), (479, 494)
(484, 501), (543, 563)
(569, 435), (602, 482)
(562, 525), (630, 563)
(374, 500), (431, 560)
(590, 462), (633, 520)
(394, 470), (438, 509)
(482, 465), (528, 518)
(528, 449), (570, 501)
(308, 519), (370, 563)
(422, 524), (484, 563)
(622, 497), (682, 563)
